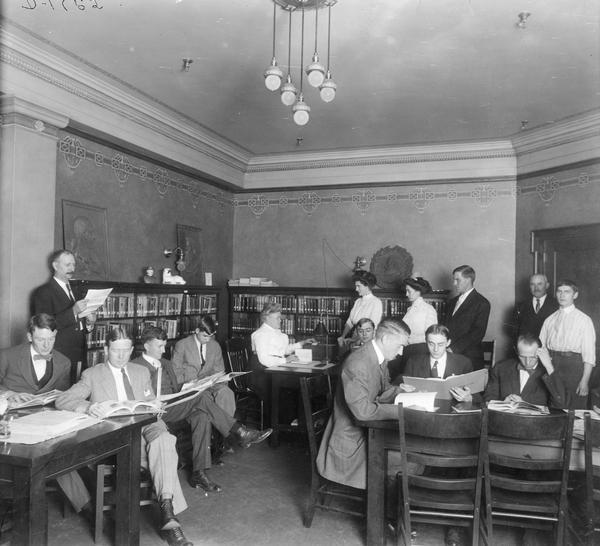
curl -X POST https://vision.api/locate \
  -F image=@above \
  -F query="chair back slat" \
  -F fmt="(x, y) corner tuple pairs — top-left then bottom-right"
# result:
(404, 407), (482, 439)
(490, 475), (562, 493)
(488, 410), (569, 440)
(407, 452), (478, 468)
(488, 453), (563, 471)
(408, 475), (477, 491)
(224, 337), (252, 390)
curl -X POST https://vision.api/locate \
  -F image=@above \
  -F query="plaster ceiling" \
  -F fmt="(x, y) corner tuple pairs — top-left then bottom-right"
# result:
(3, 0), (599, 155)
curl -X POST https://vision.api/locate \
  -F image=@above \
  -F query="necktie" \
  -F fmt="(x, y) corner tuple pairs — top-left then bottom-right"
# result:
(535, 298), (541, 313)
(121, 368), (136, 400)
(200, 346), (206, 367)
(33, 353), (52, 361)
(66, 282), (75, 302)
(431, 361), (439, 378)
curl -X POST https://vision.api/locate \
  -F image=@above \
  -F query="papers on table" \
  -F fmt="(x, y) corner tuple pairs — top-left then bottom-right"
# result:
(6, 410), (100, 444)
(269, 361), (336, 372)
(79, 288), (113, 318)
(394, 391), (437, 412)
(295, 348), (313, 363)
(10, 389), (62, 409)
(402, 369), (488, 400)
(487, 400), (549, 415)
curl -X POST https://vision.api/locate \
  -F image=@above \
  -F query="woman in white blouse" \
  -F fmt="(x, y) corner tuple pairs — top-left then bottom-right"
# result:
(337, 270), (383, 347)
(402, 276), (437, 354)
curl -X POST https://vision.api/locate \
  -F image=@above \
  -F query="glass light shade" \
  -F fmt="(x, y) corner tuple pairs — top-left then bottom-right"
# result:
(292, 96), (310, 126)
(264, 59), (283, 91)
(319, 73), (337, 103)
(280, 76), (298, 106)
(306, 55), (325, 87)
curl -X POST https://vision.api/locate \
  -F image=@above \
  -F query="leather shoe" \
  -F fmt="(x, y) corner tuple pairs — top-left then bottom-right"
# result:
(188, 470), (222, 492)
(159, 497), (180, 531)
(236, 426), (273, 448)
(164, 526), (193, 546)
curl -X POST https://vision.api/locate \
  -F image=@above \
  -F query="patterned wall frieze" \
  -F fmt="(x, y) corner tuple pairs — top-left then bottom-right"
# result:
(234, 169), (600, 217)
(58, 135), (232, 210)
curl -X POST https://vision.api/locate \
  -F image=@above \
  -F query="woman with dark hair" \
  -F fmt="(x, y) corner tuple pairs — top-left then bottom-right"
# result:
(402, 276), (437, 353)
(337, 270), (383, 347)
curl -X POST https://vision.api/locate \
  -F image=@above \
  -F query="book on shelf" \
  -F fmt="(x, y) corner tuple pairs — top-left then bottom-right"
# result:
(487, 399), (549, 415)
(95, 399), (164, 418)
(402, 369), (488, 400)
(10, 389), (63, 409)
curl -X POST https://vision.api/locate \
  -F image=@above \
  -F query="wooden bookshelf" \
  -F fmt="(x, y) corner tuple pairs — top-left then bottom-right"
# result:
(72, 280), (218, 368)
(227, 286), (448, 339)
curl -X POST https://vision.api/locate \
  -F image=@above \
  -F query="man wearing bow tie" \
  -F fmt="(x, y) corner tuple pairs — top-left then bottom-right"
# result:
(0, 314), (91, 514)
(32, 249), (95, 382)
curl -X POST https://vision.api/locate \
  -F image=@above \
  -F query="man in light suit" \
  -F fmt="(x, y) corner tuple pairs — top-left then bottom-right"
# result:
(31, 249), (94, 381)
(0, 314), (91, 515)
(514, 274), (558, 339)
(443, 265), (490, 370)
(316, 319), (410, 490)
(132, 326), (271, 492)
(56, 328), (193, 546)
(171, 315), (235, 417)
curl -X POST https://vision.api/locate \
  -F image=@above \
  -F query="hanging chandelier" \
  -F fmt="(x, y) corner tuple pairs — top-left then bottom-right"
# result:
(263, 0), (338, 126)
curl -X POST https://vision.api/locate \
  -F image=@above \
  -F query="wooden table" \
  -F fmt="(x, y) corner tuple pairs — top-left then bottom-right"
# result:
(264, 362), (338, 447)
(0, 414), (154, 546)
(356, 406), (598, 546)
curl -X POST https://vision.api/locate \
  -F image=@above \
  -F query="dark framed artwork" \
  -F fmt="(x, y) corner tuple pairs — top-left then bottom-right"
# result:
(176, 224), (204, 285)
(62, 200), (110, 280)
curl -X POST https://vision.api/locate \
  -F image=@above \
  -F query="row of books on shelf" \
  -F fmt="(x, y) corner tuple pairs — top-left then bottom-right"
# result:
(386, 297), (447, 316)
(231, 294), (297, 313)
(137, 294), (184, 317)
(297, 296), (352, 315)
(183, 294), (218, 314)
(295, 315), (343, 336)
(97, 294), (135, 318)
(86, 322), (134, 348)
(230, 313), (294, 334)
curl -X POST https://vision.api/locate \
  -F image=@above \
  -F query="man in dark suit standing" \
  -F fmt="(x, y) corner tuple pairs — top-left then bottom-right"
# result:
(443, 265), (490, 370)
(32, 249), (93, 381)
(514, 274), (558, 339)
(0, 314), (91, 515)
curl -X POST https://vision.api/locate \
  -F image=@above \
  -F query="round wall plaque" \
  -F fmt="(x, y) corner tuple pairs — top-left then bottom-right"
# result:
(369, 246), (414, 290)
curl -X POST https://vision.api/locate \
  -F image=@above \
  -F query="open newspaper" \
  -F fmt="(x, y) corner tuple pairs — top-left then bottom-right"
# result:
(159, 371), (250, 407)
(487, 399), (549, 415)
(10, 389), (62, 409)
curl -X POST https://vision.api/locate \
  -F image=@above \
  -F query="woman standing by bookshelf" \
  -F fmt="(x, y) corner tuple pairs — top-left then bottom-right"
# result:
(337, 270), (383, 348)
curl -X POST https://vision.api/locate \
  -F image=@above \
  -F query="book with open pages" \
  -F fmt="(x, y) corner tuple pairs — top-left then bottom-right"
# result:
(95, 399), (164, 418)
(159, 371), (251, 407)
(487, 399), (549, 415)
(394, 391), (437, 412)
(402, 369), (488, 400)
(10, 389), (63, 409)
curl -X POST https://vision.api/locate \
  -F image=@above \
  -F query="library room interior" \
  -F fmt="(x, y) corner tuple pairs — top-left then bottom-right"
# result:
(1, 1), (599, 545)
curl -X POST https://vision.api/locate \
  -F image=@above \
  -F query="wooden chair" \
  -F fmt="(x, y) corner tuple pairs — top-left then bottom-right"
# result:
(481, 340), (495, 369)
(224, 337), (264, 430)
(92, 463), (155, 543)
(396, 405), (487, 546)
(299, 376), (364, 527)
(583, 412), (600, 545)
(483, 410), (574, 546)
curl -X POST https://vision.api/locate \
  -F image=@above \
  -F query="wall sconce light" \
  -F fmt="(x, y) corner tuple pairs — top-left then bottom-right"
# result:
(353, 256), (367, 271)
(164, 247), (186, 272)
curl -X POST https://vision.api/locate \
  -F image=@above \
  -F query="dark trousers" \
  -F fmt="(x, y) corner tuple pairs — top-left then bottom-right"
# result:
(549, 351), (587, 409)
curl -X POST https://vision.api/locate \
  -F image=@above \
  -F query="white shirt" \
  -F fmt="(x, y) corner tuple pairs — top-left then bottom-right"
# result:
(194, 337), (207, 363)
(29, 346), (49, 381)
(519, 363), (538, 393)
(372, 339), (385, 366)
(107, 362), (132, 401)
(429, 352), (448, 379)
(403, 297), (437, 344)
(347, 293), (383, 329)
(452, 288), (474, 315)
(251, 322), (300, 368)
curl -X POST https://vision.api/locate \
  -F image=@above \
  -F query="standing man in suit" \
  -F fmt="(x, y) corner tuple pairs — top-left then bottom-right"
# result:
(316, 319), (410, 489)
(132, 326), (271, 492)
(171, 315), (235, 417)
(514, 274), (558, 339)
(443, 265), (491, 370)
(402, 324), (472, 380)
(56, 328), (193, 546)
(0, 314), (92, 516)
(32, 249), (94, 381)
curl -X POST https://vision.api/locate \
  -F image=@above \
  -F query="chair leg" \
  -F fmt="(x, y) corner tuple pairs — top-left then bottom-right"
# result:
(94, 465), (106, 544)
(303, 474), (320, 528)
(260, 399), (264, 431)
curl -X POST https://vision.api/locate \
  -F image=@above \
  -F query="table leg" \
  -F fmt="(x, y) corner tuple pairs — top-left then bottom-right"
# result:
(12, 465), (47, 546)
(115, 428), (141, 546)
(366, 427), (385, 546)
(270, 374), (280, 447)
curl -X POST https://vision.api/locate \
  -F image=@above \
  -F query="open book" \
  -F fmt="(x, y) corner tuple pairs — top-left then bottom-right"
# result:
(487, 399), (549, 415)
(402, 369), (488, 400)
(10, 389), (63, 409)
(159, 371), (250, 406)
(95, 399), (164, 418)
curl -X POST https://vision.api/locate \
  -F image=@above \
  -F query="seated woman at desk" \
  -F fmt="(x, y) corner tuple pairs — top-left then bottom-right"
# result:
(337, 270), (383, 349)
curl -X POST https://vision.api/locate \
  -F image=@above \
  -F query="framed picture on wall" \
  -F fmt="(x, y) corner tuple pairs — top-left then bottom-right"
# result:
(62, 200), (110, 280)
(176, 224), (204, 285)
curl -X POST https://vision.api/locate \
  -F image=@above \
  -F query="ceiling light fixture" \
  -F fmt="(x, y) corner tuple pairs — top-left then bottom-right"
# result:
(267, 0), (338, 125)
(292, 5), (310, 125)
(516, 12), (531, 29)
(264, 2), (283, 90)
(280, 7), (298, 106)
(306, 4), (325, 87)
(182, 58), (193, 72)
